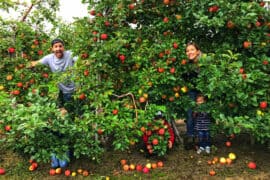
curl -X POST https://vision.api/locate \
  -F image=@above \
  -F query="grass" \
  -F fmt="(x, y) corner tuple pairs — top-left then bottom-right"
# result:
(1, 131), (270, 180)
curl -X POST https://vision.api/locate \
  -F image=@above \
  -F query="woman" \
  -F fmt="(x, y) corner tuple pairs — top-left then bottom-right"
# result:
(183, 41), (202, 150)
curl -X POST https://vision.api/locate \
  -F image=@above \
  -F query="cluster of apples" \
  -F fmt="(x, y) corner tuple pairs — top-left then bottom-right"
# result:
(207, 152), (237, 176)
(49, 167), (89, 177)
(28, 159), (38, 171)
(120, 159), (164, 174)
(207, 152), (237, 166)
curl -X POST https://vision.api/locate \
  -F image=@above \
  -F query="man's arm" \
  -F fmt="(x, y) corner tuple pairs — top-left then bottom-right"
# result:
(30, 59), (42, 67)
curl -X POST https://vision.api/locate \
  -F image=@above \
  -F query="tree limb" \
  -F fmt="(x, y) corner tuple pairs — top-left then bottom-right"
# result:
(112, 93), (138, 123)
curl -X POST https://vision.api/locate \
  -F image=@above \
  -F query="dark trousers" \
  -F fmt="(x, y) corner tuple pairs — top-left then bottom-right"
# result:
(186, 90), (198, 136)
(58, 90), (73, 111)
(197, 130), (211, 148)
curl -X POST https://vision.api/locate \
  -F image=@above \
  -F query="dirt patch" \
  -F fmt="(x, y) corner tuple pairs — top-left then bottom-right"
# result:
(1, 124), (270, 179)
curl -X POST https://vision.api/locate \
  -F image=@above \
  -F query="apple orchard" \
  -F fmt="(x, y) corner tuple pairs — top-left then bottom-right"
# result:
(0, 0), (270, 164)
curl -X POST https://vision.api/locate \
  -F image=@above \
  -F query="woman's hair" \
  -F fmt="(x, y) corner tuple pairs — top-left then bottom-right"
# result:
(186, 41), (201, 51)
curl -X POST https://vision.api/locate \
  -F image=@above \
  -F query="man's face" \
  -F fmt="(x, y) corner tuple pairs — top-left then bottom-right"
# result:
(186, 45), (200, 61)
(52, 42), (64, 58)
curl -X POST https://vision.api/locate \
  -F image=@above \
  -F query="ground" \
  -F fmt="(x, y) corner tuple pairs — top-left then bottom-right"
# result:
(0, 123), (270, 180)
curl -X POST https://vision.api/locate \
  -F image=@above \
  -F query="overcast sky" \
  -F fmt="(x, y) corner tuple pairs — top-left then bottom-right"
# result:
(57, 0), (89, 22)
(0, 0), (89, 23)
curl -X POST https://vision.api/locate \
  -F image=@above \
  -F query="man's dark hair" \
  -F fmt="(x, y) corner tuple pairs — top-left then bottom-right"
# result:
(51, 38), (64, 47)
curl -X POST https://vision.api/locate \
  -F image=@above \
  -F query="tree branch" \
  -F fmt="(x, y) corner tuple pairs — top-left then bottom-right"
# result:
(112, 93), (138, 123)
(20, 0), (42, 22)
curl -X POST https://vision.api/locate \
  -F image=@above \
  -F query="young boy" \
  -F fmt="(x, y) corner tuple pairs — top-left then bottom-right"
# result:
(193, 94), (212, 154)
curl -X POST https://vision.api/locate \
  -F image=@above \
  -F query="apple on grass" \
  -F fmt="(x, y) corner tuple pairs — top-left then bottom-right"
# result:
(136, 164), (143, 172)
(0, 168), (6, 175)
(225, 141), (232, 147)
(248, 161), (257, 169)
(145, 163), (152, 169)
(142, 167), (150, 173)
(49, 169), (56, 176)
(65, 169), (71, 176)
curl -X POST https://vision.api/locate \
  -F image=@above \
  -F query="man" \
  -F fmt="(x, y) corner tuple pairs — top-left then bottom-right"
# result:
(31, 38), (78, 168)
(31, 38), (77, 114)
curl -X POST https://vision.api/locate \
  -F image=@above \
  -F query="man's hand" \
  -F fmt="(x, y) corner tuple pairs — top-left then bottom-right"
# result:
(27, 60), (40, 68)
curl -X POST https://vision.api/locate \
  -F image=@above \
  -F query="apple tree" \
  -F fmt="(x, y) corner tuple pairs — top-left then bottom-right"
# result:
(73, 0), (270, 145)
(1, 0), (270, 163)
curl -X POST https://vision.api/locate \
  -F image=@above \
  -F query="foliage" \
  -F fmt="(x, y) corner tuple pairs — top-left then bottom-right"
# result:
(0, 0), (270, 162)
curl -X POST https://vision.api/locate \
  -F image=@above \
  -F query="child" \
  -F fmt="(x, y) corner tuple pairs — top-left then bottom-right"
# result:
(142, 111), (175, 156)
(193, 94), (212, 154)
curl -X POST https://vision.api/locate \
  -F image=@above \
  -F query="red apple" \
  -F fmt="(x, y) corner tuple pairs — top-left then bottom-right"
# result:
(42, 73), (49, 78)
(8, 47), (15, 53)
(0, 168), (6, 175)
(262, 60), (268, 65)
(37, 50), (43, 55)
(248, 161), (256, 169)
(118, 54), (126, 63)
(89, 9), (95, 16)
(128, 3), (135, 10)
(259, 101), (267, 109)
(163, 17), (169, 23)
(136, 164), (143, 172)
(157, 161), (164, 167)
(158, 128), (165, 135)
(173, 42), (178, 49)
(65, 169), (71, 176)
(157, 67), (165, 73)
(33, 39), (39, 45)
(84, 70), (89, 76)
(112, 109), (118, 115)
(208, 5), (219, 12)
(5, 125), (11, 131)
(104, 21), (110, 26)
(97, 128), (103, 135)
(31, 162), (38, 169)
(225, 141), (232, 147)
(260, 2), (265, 7)
(100, 33), (108, 40)
(170, 67), (175, 74)
(139, 96), (146, 103)
(49, 169), (56, 176)
(79, 93), (86, 100)
(152, 138), (159, 145)
(17, 82), (23, 88)
(243, 41), (251, 49)
(142, 167), (150, 173)
(227, 20), (235, 29)
(239, 67), (244, 74)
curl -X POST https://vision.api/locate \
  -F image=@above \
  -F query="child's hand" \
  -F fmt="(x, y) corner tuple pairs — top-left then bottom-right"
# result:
(60, 108), (67, 116)
(168, 141), (173, 149)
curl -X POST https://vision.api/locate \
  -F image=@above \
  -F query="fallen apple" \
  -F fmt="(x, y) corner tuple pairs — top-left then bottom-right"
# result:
(142, 167), (150, 174)
(65, 169), (71, 176)
(248, 161), (257, 169)
(136, 164), (143, 172)
(0, 168), (5, 175)
(49, 169), (56, 176)
(228, 152), (236, 160)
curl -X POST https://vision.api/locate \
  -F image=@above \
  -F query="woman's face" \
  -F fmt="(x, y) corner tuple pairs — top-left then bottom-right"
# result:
(186, 44), (201, 61)
(52, 42), (65, 59)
